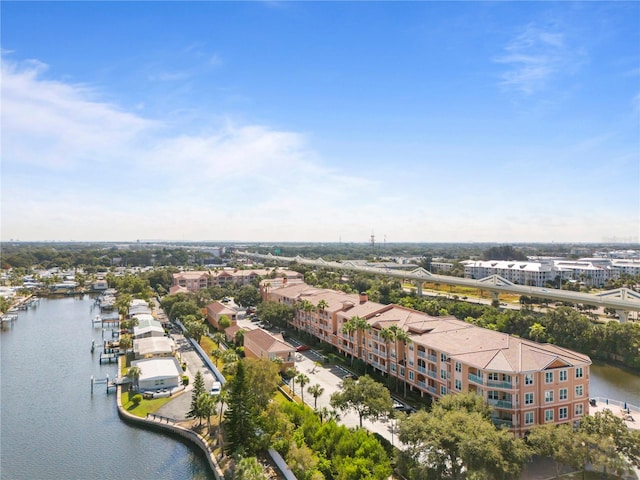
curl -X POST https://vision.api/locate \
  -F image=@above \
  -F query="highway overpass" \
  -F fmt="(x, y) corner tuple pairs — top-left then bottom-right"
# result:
(237, 251), (640, 322)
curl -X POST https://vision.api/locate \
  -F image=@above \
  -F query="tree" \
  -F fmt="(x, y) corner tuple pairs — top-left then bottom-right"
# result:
(127, 366), (142, 391)
(317, 299), (329, 312)
(341, 319), (358, 366)
(184, 319), (207, 343)
(286, 442), (320, 480)
(244, 358), (280, 411)
(579, 409), (639, 469)
(218, 314), (232, 331)
(169, 300), (203, 321)
(379, 325), (400, 387)
(187, 371), (207, 422)
(295, 372), (310, 404)
(118, 334), (132, 353)
(529, 322), (547, 342)
(212, 332), (226, 348)
(330, 375), (393, 428)
(307, 383), (325, 409)
(233, 456), (268, 480)
(394, 328), (412, 395)
(256, 301), (295, 328)
(351, 316), (370, 367)
(235, 285), (261, 308)
(224, 361), (258, 456)
(399, 394), (530, 480)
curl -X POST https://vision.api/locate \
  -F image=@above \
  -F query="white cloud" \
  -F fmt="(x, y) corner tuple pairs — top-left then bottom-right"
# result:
(1, 58), (154, 169)
(494, 23), (583, 95)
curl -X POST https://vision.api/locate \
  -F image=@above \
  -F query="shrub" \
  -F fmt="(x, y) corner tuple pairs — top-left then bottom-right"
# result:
(182, 375), (189, 386)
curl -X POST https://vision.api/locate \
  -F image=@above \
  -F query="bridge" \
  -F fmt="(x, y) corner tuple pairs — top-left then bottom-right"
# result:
(237, 251), (640, 322)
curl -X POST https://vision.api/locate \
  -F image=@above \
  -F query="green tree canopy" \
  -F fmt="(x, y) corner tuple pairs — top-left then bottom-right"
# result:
(330, 375), (393, 428)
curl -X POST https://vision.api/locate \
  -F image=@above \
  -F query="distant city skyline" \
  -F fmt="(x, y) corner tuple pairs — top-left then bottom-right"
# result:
(2, 2), (638, 243)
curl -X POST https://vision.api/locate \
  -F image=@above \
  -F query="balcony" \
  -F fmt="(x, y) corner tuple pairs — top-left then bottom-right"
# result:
(488, 399), (513, 409)
(427, 354), (437, 363)
(427, 370), (437, 379)
(417, 365), (426, 374)
(417, 380), (426, 389)
(427, 386), (437, 395)
(468, 373), (484, 385)
(487, 380), (513, 389)
(491, 418), (513, 428)
(417, 350), (426, 359)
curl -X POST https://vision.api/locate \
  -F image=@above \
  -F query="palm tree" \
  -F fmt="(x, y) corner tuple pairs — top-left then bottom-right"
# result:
(341, 318), (358, 366)
(295, 373), (310, 404)
(529, 322), (547, 342)
(211, 348), (223, 367)
(296, 299), (315, 335)
(395, 328), (412, 395)
(307, 383), (324, 409)
(352, 316), (370, 368)
(127, 365), (142, 392)
(212, 332), (226, 348)
(379, 325), (398, 387)
(317, 299), (329, 312)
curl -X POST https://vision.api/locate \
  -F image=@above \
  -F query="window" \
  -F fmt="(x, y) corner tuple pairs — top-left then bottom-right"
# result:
(391, 364), (397, 372)
(409, 344), (414, 351)
(440, 353), (447, 362)
(440, 385), (447, 396)
(559, 370), (567, 382)
(440, 369), (447, 380)
(575, 385), (583, 397)
(488, 391), (499, 400)
(525, 373), (534, 386)
(488, 372), (499, 381)
(400, 367), (405, 377)
(544, 409), (554, 423)
(525, 411), (534, 425)
(545, 371), (553, 384)
(455, 362), (462, 373)
(575, 403), (583, 416)
(559, 388), (568, 401)
(455, 379), (462, 391)
(545, 390), (554, 403)
(576, 367), (583, 379)
(559, 407), (568, 420)
(525, 393), (534, 405)
(408, 371), (414, 381)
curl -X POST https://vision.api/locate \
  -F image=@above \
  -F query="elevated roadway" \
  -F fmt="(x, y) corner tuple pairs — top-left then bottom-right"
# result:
(237, 251), (640, 322)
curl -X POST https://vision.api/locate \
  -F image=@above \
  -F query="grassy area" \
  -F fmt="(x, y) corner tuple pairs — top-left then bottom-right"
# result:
(121, 390), (174, 417)
(199, 335), (221, 368)
(406, 282), (522, 304)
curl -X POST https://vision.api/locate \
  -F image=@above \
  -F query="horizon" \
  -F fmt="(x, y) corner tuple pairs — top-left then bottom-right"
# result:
(2, 2), (639, 243)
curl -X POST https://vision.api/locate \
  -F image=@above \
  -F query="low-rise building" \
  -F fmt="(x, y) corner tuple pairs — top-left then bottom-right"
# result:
(131, 357), (182, 391)
(206, 301), (238, 329)
(243, 328), (295, 371)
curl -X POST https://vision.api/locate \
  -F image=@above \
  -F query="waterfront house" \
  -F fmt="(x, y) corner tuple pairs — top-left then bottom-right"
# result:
(131, 357), (182, 391)
(133, 336), (176, 359)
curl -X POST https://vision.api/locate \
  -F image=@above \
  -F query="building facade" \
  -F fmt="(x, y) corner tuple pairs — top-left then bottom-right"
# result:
(264, 281), (591, 437)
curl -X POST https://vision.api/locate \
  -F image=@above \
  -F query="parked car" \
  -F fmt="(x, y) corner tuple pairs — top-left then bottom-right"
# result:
(295, 345), (310, 352)
(210, 381), (222, 396)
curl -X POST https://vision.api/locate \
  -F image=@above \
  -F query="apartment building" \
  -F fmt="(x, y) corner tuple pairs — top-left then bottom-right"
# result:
(463, 259), (620, 288)
(264, 281), (591, 436)
(171, 268), (303, 292)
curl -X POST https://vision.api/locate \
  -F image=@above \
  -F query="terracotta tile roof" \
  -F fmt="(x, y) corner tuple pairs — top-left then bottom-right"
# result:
(206, 301), (236, 316)
(244, 328), (294, 354)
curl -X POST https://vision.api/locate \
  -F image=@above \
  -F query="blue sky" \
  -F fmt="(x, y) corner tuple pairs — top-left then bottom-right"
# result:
(2, 1), (639, 243)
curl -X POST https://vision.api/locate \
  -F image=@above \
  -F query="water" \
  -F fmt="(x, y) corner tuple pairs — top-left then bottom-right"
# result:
(0, 296), (213, 480)
(590, 361), (640, 408)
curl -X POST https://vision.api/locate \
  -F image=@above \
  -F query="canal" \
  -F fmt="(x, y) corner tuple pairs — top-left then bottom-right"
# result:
(0, 295), (212, 480)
